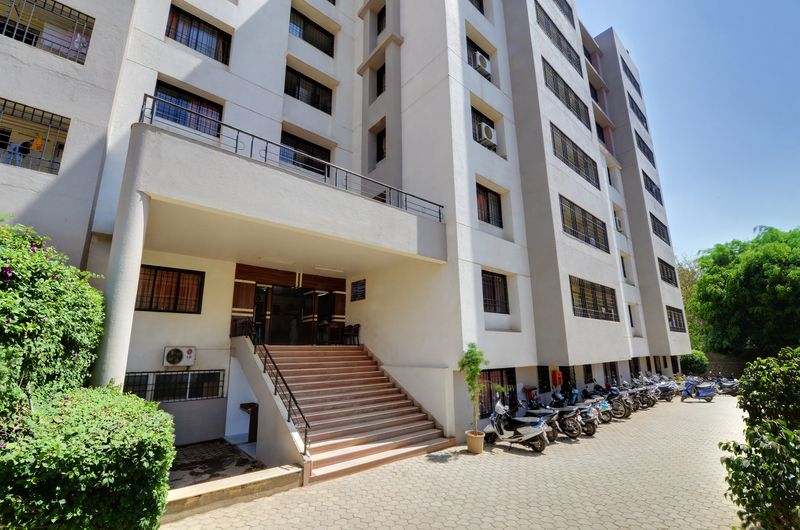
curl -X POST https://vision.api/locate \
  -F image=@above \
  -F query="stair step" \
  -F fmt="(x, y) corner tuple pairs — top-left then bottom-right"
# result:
(302, 394), (408, 413)
(306, 400), (412, 423)
(309, 406), (421, 430)
(284, 370), (384, 383)
(311, 429), (443, 467)
(268, 349), (366, 357)
(290, 376), (390, 391)
(280, 365), (378, 377)
(298, 387), (401, 405)
(310, 420), (436, 454)
(309, 412), (430, 442)
(275, 360), (376, 369)
(309, 437), (455, 483)
(293, 382), (395, 399)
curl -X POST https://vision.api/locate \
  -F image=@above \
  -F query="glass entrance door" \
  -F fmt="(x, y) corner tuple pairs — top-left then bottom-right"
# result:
(268, 286), (304, 344)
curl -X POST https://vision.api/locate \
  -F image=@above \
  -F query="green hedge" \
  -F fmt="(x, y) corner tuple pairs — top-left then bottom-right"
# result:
(679, 350), (709, 375)
(0, 387), (176, 529)
(0, 222), (104, 417)
(737, 347), (800, 429)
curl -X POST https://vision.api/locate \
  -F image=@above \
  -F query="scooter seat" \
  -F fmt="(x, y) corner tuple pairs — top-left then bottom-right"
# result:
(696, 382), (715, 389)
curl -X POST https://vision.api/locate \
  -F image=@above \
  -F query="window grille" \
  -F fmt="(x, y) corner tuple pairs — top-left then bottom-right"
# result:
(289, 8), (334, 57)
(552, 0), (575, 27)
(643, 171), (663, 204)
(279, 131), (331, 176)
(477, 183), (503, 228)
(666, 306), (686, 332)
(467, 37), (492, 81)
(478, 368), (516, 418)
(569, 275), (619, 322)
(124, 370), (225, 403)
(154, 81), (222, 137)
(135, 265), (205, 314)
(0, 97), (70, 175)
(551, 123), (599, 189)
(482, 270), (509, 314)
(543, 58), (590, 129)
(621, 57), (642, 95)
(166, 5), (231, 64)
(284, 67), (333, 114)
(471, 107), (497, 152)
(650, 212), (671, 245)
(559, 195), (609, 252)
(628, 92), (648, 131)
(535, 1), (581, 75)
(0, 0), (94, 64)
(636, 131), (655, 167)
(658, 258), (678, 287)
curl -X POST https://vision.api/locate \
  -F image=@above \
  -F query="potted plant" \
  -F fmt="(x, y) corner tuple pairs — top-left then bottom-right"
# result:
(458, 342), (490, 454)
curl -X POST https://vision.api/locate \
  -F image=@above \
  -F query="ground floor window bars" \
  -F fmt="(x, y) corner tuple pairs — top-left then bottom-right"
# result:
(123, 370), (225, 403)
(478, 368), (517, 418)
(0, 0), (94, 64)
(0, 97), (69, 174)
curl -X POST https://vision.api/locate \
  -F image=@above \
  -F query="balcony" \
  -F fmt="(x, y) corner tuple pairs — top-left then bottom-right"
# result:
(139, 95), (443, 222)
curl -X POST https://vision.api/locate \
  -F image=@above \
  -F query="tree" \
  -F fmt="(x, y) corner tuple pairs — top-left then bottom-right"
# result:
(458, 343), (489, 436)
(680, 350), (709, 375)
(692, 226), (800, 356)
(676, 256), (705, 350)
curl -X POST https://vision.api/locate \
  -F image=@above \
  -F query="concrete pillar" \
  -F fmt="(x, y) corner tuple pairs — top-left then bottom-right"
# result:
(676, 355), (682, 375)
(92, 187), (149, 387)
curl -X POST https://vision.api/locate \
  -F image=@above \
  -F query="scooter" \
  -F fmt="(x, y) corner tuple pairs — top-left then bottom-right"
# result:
(483, 400), (549, 452)
(551, 389), (597, 436)
(681, 378), (716, 402)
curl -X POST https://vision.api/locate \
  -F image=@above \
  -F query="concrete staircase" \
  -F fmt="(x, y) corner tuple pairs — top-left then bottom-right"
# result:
(260, 345), (454, 483)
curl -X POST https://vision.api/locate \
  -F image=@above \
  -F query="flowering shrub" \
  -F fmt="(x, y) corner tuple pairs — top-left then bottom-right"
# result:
(0, 221), (104, 418)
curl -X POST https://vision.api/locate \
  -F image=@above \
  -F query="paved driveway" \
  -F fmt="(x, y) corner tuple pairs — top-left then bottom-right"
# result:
(163, 395), (744, 530)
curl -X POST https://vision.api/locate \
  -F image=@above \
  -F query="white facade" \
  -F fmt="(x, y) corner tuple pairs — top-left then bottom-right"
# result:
(0, 0), (690, 449)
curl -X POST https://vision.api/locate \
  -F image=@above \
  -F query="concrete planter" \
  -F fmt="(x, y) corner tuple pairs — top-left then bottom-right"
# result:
(465, 430), (484, 454)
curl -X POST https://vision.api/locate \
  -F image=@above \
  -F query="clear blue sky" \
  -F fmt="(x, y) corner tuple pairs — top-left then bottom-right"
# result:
(577, 0), (800, 258)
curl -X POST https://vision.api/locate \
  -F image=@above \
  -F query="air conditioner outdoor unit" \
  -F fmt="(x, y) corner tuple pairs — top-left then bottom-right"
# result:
(163, 346), (195, 367)
(473, 51), (491, 78)
(615, 217), (624, 232)
(478, 122), (496, 148)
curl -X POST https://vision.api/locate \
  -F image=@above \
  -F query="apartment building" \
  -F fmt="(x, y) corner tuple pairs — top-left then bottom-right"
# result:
(0, 0), (690, 481)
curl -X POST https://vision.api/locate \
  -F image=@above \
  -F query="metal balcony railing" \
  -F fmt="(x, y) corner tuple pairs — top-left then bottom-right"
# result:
(139, 94), (444, 222)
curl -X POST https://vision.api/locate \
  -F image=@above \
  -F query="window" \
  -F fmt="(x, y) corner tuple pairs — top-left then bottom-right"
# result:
(376, 64), (386, 97)
(569, 276), (619, 322)
(559, 196), (609, 252)
(135, 265), (205, 313)
(620, 255), (627, 279)
(154, 81), (222, 137)
(478, 368), (517, 418)
(468, 0), (485, 14)
(284, 67), (333, 114)
(166, 6), (231, 64)
(482, 270), (509, 314)
(559, 366), (577, 387)
(289, 8), (334, 57)
(596, 122), (606, 144)
(542, 59), (590, 129)
(603, 361), (618, 385)
(477, 184), (503, 228)
(629, 357), (641, 377)
(583, 364), (593, 385)
(375, 128), (386, 163)
(471, 107), (496, 152)
(0, 97), (70, 175)
(0, 1), (94, 64)
(650, 212), (671, 245)
(635, 131), (655, 167)
(628, 305), (635, 327)
(666, 306), (686, 332)
(589, 83), (599, 103)
(351, 279), (366, 301)
(279, 131), (331, 176)
(466, 37), (492, 81)
(376, 6), (386, 35)
(551, 123), (600, 189)
(628, 93), (648, 131)
(124, 370), (224, 403)
(537, 366), (551, 393)
(671, 356), (679, 373)
(643, 171), (663, 205)
(658, 258), (678, 287)
(621, 57), (642, 96)
(553, 0), (575, 27)
(535, 1), (581, 75)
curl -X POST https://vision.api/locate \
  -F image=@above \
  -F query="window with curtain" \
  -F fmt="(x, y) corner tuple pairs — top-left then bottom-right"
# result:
(154, 81), (223, 137)
(478, 368), (517, 418)
(476, 183), (502, 228)
(481, 270), (509, 314)
(284, 67), (333, 114)
(289, 8), (334, 57)
(135, 265), (205, 313)
(166, 6), (231, 64)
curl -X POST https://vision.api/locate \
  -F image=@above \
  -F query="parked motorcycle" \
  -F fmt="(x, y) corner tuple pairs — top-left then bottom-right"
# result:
(714, 374), (739, 396)
(681, 377), (716, 402)
(552, 389), (598, 436)
(483, 400), (549, 452)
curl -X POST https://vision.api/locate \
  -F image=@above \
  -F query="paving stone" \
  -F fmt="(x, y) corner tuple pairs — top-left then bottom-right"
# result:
(163, 396), (743, 530)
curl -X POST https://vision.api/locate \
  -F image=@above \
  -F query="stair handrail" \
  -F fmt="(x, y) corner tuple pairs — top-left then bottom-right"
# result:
(253, 341), (310, 455)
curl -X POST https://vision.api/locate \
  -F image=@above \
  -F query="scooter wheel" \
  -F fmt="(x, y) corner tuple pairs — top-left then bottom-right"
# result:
(547, 429), (558, 443)
(583, 421), (597, 437)
(484, 433), (497, 444)
(599, 411), (612, 424)
(562, 418), (582, 439)
(665, 395), (674, 402)
(705, 396), (713, 403)
(680, 395), (686, 402)
(529, 435), (546, 453)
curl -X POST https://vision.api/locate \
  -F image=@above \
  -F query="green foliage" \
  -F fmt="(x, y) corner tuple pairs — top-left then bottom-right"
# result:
(0, 222), (105, 417)
(737, 346), (800, 431)
(676, 256), (704, 350)
(692, 226), (800, 356)
(0, 387), (176, 529)
(458, 343), (489, 434)
(679, 350), (709, 375)
(720, 422), (800, 529)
